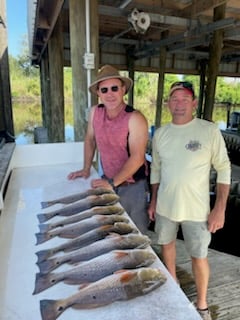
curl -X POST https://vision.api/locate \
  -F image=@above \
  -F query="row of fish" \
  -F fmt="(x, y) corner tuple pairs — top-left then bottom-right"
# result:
(34, 187), (167, 320)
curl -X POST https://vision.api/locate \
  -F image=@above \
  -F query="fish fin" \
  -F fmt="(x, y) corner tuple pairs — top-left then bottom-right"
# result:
(132, 228), (140, 234)
(37, 258), (58, 274)
(36, 249), (52, 263)
(40, 299), (64, 320)
(78, 283), (91, 289)
(119, 270), (137, 283)
(37, 213), (51, 223)
(64, 278), (80, 285)
(142, 277), (167, 294)
(58, 233), (77, 239)
(136, 243), (150, 249)
(107, 232), (123, 238)
(67, 259), (80, 265)
(40, 201), (53, 209)
(114, 269), (127, 274)
(105, 233), (121, 239)
(38, 223), (51, 233)
(72, 302), (106, 310)
(69, 261), (82, 268)
(100, 224), (113, 231)
(35, 232), (51, 245)
(114, 251), (129, 259)
(33, 272), (58, 294)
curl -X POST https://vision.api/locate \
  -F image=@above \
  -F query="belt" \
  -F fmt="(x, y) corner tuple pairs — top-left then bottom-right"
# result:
(118, 178), (146, 187)
(118, 181), (135, 187)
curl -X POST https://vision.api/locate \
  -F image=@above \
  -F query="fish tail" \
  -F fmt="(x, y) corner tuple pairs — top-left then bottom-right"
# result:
(36, 249), (53, 263)
(37, 257), (58, 274)
(33, 272), (58, 294)
(40, 299), (64, 320)
(40, 201), (54, 209)
(38, 223), (51, 233)
(35, 232), (51, 245)
(37, 213), (54, 223)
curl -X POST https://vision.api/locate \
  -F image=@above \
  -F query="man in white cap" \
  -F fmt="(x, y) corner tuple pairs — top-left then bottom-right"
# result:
(68, 65), (149, 233)
(148, 81), (231, 320)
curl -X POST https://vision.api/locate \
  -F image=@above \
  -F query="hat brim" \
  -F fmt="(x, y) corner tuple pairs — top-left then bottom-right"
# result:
(169, 86), (194, 97)
(89, 75), (133, 95)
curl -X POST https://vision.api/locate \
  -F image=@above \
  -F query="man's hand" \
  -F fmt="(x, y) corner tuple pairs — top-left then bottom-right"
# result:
(67, 169), (90, 180)
(207, 207), (225, 233)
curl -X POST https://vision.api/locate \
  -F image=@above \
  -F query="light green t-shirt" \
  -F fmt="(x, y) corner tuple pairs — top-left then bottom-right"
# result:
(150, 118), (231, 222)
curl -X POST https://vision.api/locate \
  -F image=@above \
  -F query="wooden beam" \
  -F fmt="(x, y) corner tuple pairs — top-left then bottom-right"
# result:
(0, 0), (14, 141)
(48, 14), (65, 142)
(203, 3), (226, 121)
(69, 0), (87, 141)
(90, 0), (99, 107)
(155, 31), (168, 128)
(180, 0), (227, 17)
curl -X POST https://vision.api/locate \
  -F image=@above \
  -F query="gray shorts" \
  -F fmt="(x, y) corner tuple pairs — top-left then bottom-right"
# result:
(155, 214), (211, 258)
(115, 179), (149, 234)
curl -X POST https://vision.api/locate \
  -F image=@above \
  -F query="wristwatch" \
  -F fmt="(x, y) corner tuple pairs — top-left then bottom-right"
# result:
(107, 178), (115, 189)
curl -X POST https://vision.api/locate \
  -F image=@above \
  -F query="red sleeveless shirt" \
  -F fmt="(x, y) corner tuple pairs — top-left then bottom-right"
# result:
(93, 104), (146, 181)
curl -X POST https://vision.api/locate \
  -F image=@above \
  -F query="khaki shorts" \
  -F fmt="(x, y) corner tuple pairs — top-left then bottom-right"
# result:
(155, 214), (211, 258)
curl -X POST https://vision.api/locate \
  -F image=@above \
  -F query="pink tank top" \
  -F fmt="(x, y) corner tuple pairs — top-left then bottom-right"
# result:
(93, 104), (134, 180)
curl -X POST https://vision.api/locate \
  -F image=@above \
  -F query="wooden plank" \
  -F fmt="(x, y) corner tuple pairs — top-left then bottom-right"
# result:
(149, 233), (240, 320)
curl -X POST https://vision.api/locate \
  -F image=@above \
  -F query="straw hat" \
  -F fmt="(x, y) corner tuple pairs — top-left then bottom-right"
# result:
(89, 65), (133, 95)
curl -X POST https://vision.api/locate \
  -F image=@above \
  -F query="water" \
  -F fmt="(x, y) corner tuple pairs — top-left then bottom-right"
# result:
(13, 101), (75, 144)
(15, 124), (74, 144)
(13, 102), (238, 144)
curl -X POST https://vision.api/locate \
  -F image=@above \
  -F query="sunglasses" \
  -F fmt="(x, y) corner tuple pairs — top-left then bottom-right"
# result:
(170, 81), (195, 97)
(99, 85), (121, 94)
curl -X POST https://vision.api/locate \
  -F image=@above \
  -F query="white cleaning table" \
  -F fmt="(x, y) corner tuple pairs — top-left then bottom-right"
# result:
(0, 143), (201, 320)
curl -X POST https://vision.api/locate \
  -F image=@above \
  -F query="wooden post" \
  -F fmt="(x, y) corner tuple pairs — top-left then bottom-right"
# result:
(203, 3), (226, 121)
(90, 0), (99, 107)
(48, 15), (65, 142)
(0, 0), (14, 141)
(69, 0), (87, 141)
(155, 32), (167, 128)
(197, 59), (207, 118)
(128, 57), (134, 106)
(40, 49), (50, 130)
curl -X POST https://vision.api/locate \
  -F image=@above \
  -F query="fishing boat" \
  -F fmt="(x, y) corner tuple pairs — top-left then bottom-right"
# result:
(221, 111), (240, 165)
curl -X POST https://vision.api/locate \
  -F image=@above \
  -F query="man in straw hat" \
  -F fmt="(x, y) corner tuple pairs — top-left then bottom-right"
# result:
(68, 65), (149, 233)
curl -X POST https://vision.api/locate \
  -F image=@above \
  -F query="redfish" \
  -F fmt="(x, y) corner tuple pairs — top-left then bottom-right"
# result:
(40, 267), (167, 320)
(38, 205), (124, 233)
(37, 234), (151, 274)
(35, 222), (138, 263)
(33, 249), (156, 294)
(37, 194), (120, 223)
(35, 214), (129, 245)
(41, 187), (115, 208)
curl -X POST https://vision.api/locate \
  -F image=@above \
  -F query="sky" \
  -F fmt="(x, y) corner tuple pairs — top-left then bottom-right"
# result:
(6, 0), (28, 57)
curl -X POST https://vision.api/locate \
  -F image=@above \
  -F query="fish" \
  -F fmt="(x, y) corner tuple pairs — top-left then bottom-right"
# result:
(38, 205), (124, 233)
(37, 194), (120, 223)
(33, 249), (156, 294)
(41, 187), (115, 208)
(40, 267), (167, 320)
(35, 214), (129, 245)
(35, 222), (138, 263)
(37, 234), (151, 274)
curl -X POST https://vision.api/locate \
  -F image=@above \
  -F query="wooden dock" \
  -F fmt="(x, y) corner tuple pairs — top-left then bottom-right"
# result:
(148, 234), (240, 320)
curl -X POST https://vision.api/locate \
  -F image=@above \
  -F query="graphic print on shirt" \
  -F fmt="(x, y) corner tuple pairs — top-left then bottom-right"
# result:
(185, 140), (202, 152)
